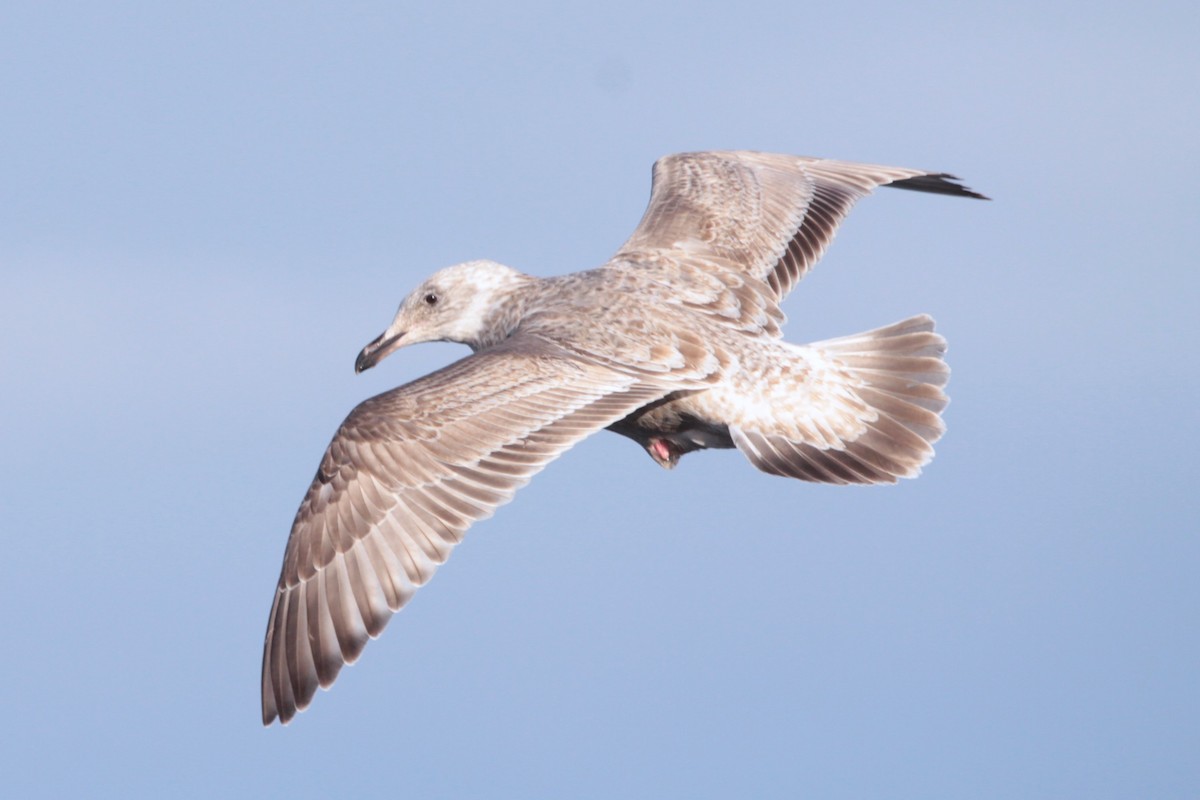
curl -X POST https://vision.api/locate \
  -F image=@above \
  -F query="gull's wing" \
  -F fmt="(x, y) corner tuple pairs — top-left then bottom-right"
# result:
(261, 340), (670, 725)
(611, 151), (986, 300)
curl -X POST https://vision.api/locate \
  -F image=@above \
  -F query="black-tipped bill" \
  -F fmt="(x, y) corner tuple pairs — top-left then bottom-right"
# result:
(355, 331), (404, 373)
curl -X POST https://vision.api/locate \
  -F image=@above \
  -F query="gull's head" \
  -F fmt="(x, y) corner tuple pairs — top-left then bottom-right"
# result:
(355, 260), (532, 373)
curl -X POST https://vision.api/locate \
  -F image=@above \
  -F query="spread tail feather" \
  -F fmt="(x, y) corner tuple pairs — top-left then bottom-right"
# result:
(732, 315), (949, 484)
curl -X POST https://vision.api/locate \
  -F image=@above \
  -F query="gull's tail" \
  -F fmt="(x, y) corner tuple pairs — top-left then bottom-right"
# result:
(731, 315), (949, 484)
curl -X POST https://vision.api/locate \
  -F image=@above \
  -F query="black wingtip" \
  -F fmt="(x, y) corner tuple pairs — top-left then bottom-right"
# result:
(888, 173), (990, 201)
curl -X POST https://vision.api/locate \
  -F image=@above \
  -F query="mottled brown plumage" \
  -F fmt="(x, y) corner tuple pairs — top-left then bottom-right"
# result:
(262, 151), (986, 724)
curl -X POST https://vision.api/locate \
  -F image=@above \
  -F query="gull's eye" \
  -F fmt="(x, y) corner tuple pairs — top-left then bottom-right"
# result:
(423, 292), (439, 306)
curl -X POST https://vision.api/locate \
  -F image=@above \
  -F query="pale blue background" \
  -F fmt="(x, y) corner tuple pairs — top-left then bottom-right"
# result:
(3, 1), (1197, 797)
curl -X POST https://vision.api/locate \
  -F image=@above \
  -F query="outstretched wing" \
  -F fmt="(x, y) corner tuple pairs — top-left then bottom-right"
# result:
(261, 340), (669, 724)
(612, 151), (986, 300)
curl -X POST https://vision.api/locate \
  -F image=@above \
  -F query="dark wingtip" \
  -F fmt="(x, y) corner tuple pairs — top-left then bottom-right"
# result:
(888, 173), (990, 201)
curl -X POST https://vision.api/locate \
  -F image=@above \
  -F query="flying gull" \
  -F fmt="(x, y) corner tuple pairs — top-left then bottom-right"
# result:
(261, 151), (986, 724)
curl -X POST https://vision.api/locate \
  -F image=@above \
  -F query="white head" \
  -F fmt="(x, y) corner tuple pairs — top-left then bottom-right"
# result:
(355, 260), (531, 372)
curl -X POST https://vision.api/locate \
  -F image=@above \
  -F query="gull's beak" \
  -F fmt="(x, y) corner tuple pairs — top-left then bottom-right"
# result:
(355, 330), (405, 373)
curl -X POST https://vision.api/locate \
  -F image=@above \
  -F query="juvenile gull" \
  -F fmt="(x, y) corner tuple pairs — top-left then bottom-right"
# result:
(261, 151), (987, 724)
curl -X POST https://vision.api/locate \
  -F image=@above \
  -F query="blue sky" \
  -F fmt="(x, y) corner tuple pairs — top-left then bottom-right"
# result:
(3, 1), (1197, 797)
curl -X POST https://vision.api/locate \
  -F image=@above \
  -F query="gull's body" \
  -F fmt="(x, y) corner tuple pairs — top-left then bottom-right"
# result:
(262, 151), (986, 724)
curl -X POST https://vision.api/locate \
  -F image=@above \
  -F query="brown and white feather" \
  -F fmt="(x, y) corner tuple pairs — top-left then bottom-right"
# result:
(612, 151), (984, 308)
(262, 341), (676, 724)
(728, 315), (950, 485)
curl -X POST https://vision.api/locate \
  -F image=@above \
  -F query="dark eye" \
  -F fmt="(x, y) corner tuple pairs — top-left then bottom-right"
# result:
(423, 292), (439, 306)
